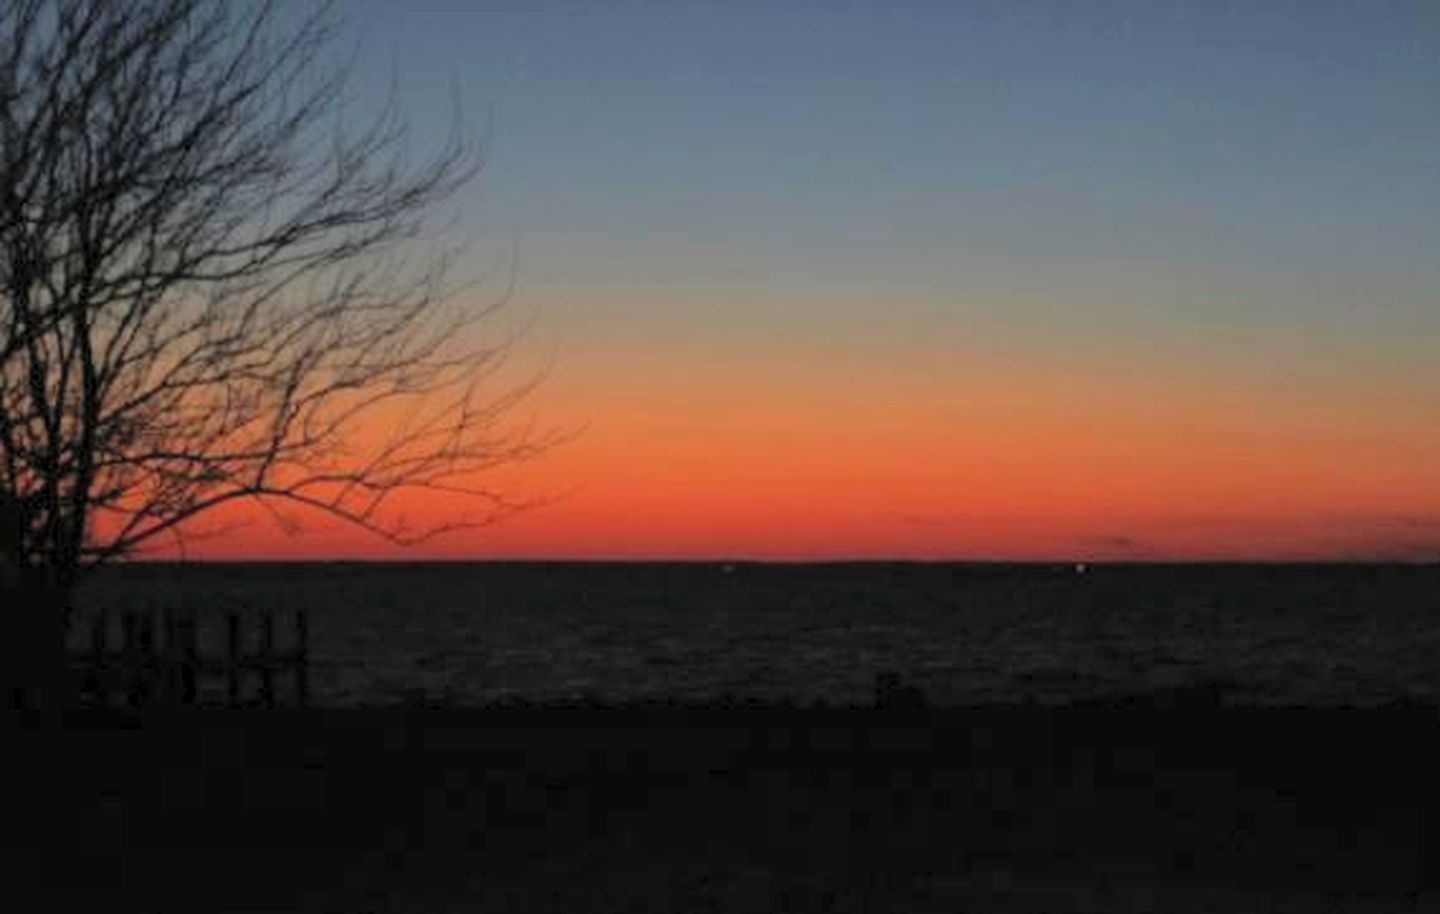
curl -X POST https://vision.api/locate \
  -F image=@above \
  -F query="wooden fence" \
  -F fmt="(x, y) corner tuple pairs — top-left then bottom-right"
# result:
(66, 607), (308, 709)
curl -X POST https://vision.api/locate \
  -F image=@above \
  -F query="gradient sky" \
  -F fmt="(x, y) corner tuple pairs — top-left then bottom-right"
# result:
(192, 0), (1440, 561)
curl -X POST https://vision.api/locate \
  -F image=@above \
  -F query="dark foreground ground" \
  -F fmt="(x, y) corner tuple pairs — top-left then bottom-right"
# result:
(6, 705), (1437, 912)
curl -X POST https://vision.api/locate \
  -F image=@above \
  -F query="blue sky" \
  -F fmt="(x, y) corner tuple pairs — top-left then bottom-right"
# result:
(343, 0), (1439, 335)
(235, 0), (1440, 560)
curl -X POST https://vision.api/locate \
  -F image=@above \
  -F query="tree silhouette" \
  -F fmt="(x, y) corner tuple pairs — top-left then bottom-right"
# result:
(0, 0), (543, 707)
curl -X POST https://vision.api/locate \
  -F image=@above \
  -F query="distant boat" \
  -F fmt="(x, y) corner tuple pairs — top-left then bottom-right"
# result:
(1075, 563), (1087, 574)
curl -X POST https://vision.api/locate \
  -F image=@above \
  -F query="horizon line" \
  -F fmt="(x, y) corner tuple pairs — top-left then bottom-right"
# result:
(101, 556), (1440, 567)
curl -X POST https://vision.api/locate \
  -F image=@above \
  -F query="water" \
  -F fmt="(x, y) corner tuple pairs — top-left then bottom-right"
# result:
(72, 562), (1440, 708)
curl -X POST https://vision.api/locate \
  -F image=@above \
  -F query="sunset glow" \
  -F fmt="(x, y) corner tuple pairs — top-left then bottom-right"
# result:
(160, 2), (1440, 562)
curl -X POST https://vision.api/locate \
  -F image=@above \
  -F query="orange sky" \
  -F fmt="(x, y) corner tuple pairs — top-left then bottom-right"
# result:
(155, 288), (1440, 563)
(115, 3), (1440, 563)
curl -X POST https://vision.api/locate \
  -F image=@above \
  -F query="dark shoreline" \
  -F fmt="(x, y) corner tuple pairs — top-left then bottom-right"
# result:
(9, 705), (1437, 912)
(92, 558), (1440, 566)
(72, 562), (1440, 711)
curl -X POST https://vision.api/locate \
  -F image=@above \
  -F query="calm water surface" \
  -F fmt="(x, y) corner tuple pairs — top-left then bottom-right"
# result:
(73, 562), (1440, 708)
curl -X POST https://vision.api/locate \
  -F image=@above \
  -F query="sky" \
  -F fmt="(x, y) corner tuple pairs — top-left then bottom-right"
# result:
(194, 0), (1440, 561)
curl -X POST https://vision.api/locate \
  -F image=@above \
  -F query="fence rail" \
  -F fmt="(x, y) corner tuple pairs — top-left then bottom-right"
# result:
(67, 607), (308, 709)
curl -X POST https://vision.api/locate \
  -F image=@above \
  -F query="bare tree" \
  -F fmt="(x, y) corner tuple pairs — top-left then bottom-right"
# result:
(0, 0), (542, 705)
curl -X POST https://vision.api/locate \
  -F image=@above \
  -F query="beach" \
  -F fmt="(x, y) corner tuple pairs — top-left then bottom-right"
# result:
(8, 705), (1435, 912)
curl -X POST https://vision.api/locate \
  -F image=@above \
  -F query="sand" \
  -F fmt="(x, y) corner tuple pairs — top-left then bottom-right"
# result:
(5, 705), (1436, 912)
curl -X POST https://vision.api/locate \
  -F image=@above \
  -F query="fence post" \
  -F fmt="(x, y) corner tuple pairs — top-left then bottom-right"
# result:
(260, 610), (275, 709)
(181, 612), (197, 706)
(227, 613), (240, 708)
(161, 608), (175, 704)
(121, 612), (137, 708)
(64, 606), (307, 711)
(139, 614), (156, 707)
(88, 613), (106, 708)
(295, 609), (309, 709)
